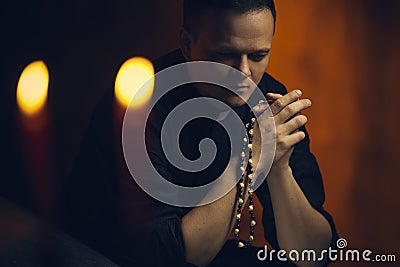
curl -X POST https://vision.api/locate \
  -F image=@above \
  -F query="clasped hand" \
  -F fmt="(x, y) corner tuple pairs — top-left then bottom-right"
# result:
(251, 90), (312, 174)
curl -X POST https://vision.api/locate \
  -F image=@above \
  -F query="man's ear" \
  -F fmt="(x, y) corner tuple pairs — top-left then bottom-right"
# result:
(179, 27), (193, 61)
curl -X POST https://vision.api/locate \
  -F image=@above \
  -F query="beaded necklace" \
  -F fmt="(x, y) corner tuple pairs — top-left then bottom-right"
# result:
(234, 116), (256, 248)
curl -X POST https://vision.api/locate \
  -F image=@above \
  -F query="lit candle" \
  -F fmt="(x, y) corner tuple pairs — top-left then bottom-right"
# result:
(114, 57), (155, 221)
(16, 60), (54, 221)
(114, 56), (155, 139)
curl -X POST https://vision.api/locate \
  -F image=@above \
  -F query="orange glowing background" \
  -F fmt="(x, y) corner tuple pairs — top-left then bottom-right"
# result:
(245, 1), (400, 264)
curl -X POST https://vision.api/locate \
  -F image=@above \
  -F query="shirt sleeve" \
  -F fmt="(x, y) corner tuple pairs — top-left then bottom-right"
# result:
(143, 109), (197, 267)
(61, 90), (197, 267)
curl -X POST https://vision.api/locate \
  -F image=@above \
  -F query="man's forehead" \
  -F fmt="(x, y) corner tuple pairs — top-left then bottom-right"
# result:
(203, 6), (271, 17)
(195, 10), (274, 51)
(199, 9), (274, 36)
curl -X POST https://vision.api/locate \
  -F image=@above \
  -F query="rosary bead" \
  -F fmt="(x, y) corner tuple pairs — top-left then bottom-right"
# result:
(235, 116), (256, 249)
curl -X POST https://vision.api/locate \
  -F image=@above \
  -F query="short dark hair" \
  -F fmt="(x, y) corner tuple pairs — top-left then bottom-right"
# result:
(183, 0), (276, 37)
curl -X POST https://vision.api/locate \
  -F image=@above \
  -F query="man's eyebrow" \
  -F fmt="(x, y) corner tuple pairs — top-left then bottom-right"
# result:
(249, 48), (271, 54)
(211, 46), (271, 54)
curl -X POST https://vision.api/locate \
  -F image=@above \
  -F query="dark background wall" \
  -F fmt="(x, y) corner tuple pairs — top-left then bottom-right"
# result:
(1, 0), (399, 266)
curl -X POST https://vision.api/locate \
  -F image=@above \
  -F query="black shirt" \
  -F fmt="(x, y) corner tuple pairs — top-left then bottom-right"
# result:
(61, 49), (338, 267)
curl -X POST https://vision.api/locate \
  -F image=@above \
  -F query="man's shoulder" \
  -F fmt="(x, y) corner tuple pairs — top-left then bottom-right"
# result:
(153, 49), (186, 72)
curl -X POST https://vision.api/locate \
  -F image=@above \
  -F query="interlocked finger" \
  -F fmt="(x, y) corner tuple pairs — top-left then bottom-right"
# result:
(278, 114), (308, 135)
(274, 99), (311, 124)
(268, 90), (302, 115)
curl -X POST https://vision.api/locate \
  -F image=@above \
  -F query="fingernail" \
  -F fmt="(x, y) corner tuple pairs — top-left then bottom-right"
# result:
(296, 89), (302, 96)
(305, 99), (312, 105)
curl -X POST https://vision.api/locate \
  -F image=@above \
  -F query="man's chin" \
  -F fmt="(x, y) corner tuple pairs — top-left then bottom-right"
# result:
(220, 87), (254, 107)
(195, 84), (251, 108)
(209, 92), (251, 108)
(224, 96), (247, 107)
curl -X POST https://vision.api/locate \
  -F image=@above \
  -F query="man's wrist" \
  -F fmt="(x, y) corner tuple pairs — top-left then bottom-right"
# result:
(267, 164), (292, 181)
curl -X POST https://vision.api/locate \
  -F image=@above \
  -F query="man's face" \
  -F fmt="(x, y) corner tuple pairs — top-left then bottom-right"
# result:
(182, 8), (274, 107)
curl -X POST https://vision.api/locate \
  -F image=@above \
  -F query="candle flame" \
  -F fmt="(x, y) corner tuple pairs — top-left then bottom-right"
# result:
(115, 57), (154, 109)
(16, 61), (49, 116)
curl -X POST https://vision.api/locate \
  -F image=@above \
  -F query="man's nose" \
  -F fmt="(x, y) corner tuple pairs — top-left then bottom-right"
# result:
(238, 55), (251, 77)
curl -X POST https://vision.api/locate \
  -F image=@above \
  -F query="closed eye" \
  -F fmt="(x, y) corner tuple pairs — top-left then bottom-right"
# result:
(249, 53), (269, 62)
